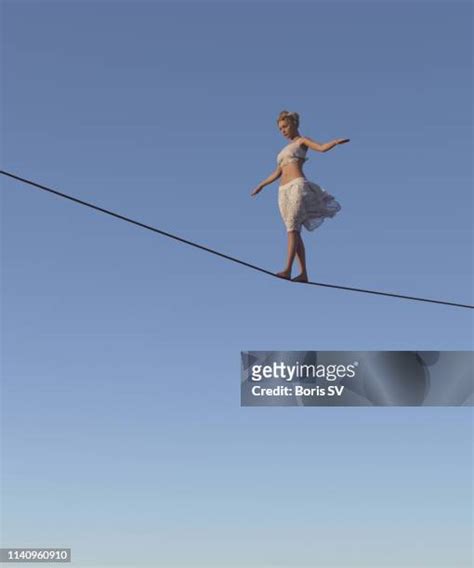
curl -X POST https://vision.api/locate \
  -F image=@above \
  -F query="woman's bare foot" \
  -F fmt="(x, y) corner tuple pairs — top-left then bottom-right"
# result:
(292, 273), (308, 283)
(276, 269), (292, 280)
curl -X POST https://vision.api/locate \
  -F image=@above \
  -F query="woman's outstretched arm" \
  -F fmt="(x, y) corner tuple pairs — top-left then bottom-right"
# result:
(302, 137), (350, 153)
(251, 167), (282, 196)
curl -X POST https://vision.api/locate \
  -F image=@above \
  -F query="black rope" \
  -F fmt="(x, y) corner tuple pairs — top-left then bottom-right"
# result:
(1, 169), (472, 310)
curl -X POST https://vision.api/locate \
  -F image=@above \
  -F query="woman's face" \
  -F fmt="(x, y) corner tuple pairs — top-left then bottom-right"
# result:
(278, 119), (296, 140)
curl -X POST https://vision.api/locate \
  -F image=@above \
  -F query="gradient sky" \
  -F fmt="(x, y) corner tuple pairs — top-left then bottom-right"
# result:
(1, 1), (473, 567)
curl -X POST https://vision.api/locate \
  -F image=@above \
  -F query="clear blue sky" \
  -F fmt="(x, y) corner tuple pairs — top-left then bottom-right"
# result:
(1, 1), (472, 567)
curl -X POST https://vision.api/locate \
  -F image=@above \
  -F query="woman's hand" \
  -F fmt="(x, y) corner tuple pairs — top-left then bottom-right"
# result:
(335, 138), (350, 145)
(251, 185), (263, 197)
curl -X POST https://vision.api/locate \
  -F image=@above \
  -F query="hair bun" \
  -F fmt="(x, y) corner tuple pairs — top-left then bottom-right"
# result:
(277, 110), (300, 128)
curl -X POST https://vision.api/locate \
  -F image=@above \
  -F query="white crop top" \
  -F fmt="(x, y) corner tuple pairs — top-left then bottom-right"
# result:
(277, 140), (308, 167)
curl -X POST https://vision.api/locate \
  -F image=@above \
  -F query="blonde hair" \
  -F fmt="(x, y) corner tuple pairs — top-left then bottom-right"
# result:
(277, 110), (300, 129)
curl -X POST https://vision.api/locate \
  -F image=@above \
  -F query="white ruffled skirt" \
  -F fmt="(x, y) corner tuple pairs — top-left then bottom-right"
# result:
(278, 176), (341, 232)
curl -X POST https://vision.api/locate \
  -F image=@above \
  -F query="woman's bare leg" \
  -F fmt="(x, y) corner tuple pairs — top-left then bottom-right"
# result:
(293, 233), (308, 282)
(276, 230), (299, 279)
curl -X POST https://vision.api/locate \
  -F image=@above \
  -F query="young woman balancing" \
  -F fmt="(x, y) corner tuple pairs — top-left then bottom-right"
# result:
(251, 110), (349, 282)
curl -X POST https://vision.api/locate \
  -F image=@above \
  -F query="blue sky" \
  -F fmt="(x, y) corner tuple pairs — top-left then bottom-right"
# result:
(1, 1), (472, 567)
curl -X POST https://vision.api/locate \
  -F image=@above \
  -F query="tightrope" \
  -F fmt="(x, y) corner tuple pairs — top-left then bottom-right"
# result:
(1, 169), (472, 310)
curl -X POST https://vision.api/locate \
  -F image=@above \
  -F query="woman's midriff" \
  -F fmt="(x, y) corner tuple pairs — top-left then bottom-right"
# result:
(280, 160), (307, 186)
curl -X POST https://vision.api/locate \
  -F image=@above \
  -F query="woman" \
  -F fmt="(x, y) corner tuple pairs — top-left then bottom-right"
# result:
(251, 110), (349, 282)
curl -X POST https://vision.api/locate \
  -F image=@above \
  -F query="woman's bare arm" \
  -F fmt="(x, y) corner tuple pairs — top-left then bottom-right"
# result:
(251, 166), (282, 196)
(302, 137), (350, 153)
(260, 166), (282, 188)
